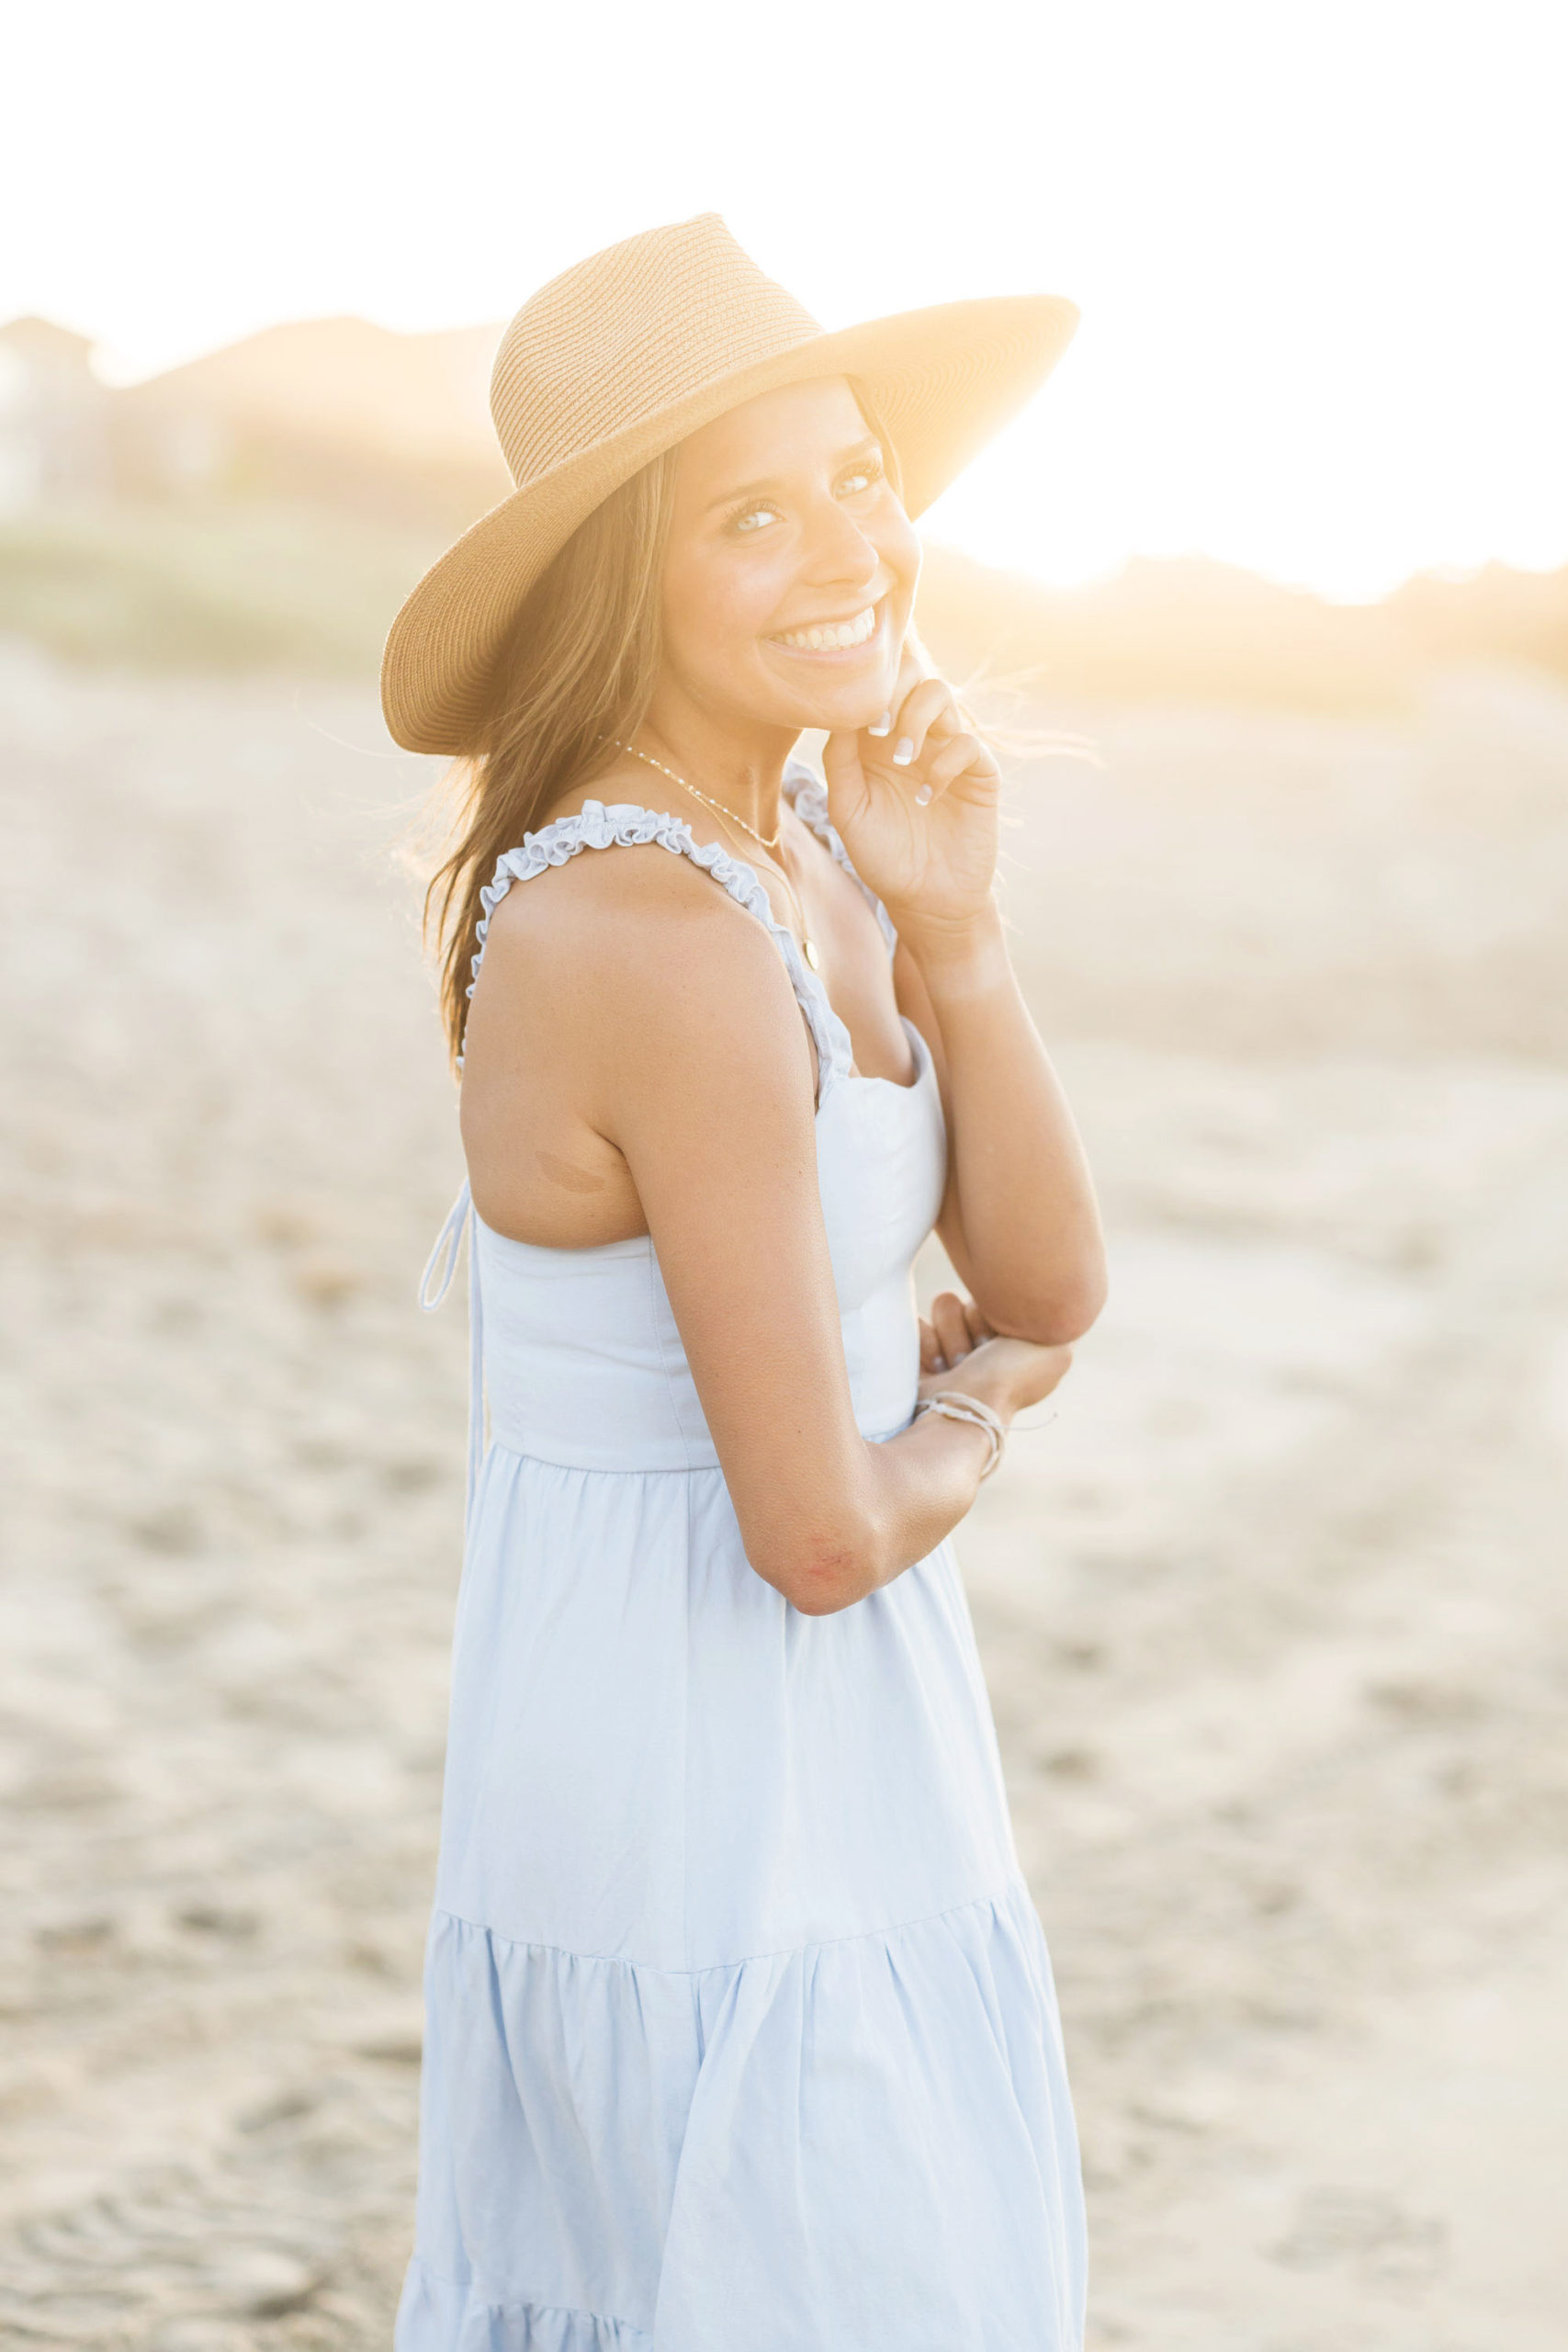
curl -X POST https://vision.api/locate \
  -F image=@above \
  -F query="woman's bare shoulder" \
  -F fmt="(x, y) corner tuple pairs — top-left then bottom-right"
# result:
(477, 819), (750, 971)
(466, 823), (807, 1085)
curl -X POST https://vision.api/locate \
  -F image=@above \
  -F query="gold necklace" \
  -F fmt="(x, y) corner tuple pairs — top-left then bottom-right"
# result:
(610, 739), (780, 851)
(609, 739), (821, 971)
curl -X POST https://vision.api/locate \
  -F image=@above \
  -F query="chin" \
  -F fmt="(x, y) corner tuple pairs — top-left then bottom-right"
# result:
(815, 690), (892, 734)
(777, 667), (903, 738)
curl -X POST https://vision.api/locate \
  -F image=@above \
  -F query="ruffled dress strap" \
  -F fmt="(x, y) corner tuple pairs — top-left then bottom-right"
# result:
(467, 798), (852, 1090)
(782, 760), (899, 959)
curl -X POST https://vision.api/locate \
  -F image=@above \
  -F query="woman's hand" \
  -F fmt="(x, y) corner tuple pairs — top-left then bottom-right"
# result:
(919, 1289), (994, 1375)
(820, 630), (1000, 944)
(918, 1290), (1074, 1424)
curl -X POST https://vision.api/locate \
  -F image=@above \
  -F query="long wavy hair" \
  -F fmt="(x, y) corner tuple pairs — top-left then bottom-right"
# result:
(421, 383), (900, 1066)
(420, 453), (680, 1065)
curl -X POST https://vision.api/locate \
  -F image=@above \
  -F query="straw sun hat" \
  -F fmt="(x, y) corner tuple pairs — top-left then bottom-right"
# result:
(381, 213), (1078, 755)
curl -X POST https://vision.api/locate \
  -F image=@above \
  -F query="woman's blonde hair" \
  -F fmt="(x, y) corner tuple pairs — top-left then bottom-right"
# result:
(421, 381), (900, 1065)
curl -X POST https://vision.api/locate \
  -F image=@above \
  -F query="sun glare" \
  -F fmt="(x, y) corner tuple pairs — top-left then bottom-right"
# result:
(6, 0), (1565, 601)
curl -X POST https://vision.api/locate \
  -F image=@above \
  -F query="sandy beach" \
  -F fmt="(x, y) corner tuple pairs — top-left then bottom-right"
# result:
(3, 641), (1566, 2349)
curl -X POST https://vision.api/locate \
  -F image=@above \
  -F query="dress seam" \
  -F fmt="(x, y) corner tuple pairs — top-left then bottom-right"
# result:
(428, 1874), (1028, 1979)
(488, 1440), (724, 1476)
(484, 1422), (912, 1476)
(404, 2256), (649, 2339)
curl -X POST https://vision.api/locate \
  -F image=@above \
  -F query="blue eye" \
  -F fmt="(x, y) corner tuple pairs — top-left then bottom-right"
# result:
(733, 504), (779, 534)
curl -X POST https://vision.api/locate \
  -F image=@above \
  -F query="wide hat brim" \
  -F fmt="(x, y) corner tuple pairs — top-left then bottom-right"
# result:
(381, 292), (1078, 756)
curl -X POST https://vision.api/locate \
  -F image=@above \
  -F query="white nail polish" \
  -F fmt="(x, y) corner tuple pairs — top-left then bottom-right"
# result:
(914, 784), (932, 806)
(867, 710), (892, 737)
(892, 738), (914, 766)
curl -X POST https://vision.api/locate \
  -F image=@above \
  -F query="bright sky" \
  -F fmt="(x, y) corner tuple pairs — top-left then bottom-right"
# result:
(8, 0), (1566, 598)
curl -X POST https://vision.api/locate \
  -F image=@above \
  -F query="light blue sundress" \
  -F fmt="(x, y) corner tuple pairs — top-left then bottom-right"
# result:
(400, 769), (1086, 2351)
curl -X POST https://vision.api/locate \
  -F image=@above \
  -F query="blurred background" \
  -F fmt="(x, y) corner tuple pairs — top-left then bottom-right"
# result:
(3, 2), (1566, 2346)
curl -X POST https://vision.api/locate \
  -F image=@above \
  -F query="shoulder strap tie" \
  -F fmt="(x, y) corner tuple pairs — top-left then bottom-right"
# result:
(418, 1182), (484, 1535)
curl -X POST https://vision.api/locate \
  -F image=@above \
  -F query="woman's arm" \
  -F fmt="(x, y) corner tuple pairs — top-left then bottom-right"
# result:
(466, 846), (1070, 1617)
(822, 650), (1108, 1349)
(895, 915), (1105, 1345)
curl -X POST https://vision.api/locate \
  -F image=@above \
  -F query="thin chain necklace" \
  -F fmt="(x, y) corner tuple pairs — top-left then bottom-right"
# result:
(609, 738), (821, 970)
(610, 739), (779, 850)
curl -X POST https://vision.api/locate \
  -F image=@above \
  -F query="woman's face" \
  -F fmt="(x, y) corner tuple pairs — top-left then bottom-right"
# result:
(659, 376), (920, 740)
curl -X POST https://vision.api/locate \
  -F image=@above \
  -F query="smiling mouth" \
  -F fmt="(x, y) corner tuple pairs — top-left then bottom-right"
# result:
(772, 603), (881, 653)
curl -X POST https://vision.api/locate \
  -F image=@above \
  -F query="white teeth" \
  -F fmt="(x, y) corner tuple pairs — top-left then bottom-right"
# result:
(778, 606), (877, 651)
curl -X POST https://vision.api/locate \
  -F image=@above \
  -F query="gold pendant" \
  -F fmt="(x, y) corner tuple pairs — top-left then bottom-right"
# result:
(804, 936), (821, 972)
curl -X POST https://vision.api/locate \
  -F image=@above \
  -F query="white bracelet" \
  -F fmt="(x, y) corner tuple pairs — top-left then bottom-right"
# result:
(915, 1390), (1008, 1481)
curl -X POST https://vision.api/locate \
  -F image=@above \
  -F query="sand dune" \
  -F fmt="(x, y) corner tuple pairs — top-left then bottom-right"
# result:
(2, 643), (1565, 2347)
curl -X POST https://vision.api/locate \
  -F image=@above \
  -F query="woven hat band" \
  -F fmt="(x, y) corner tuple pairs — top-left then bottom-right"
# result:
(491, 214), (824, 491)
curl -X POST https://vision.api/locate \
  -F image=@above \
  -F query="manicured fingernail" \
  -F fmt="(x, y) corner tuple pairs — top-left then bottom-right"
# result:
(892, 738), (914, 766)
(932, 1354), (947, 1373)
(914, 783), (932, 806)
(867, 710), (892, 737)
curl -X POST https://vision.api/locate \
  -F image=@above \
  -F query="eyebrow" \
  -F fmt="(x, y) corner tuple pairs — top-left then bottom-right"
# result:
(704, 434), (882, 514)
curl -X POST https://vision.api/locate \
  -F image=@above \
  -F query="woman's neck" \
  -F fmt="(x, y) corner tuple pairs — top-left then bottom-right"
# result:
(631, 696), (799, 845)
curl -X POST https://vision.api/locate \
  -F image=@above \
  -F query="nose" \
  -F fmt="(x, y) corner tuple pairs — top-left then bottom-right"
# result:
(800, 490), (883, 594)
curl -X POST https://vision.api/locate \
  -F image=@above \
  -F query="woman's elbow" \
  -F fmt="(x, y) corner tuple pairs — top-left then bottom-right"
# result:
(746, 1511), (885, 1618)
(988, 1261), (1109, 1349)
(1043, 1267), (1110, 1343)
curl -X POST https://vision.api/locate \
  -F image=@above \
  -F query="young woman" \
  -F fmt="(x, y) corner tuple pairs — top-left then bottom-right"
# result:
(388, 214), (1105, 2351)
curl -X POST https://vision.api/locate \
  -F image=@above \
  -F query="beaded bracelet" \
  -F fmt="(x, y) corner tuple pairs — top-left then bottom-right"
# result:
(914, 1390), (1008, 1481)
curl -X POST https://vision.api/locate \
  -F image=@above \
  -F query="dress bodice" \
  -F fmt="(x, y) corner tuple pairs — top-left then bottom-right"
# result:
(421, 764), (948, 1478)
